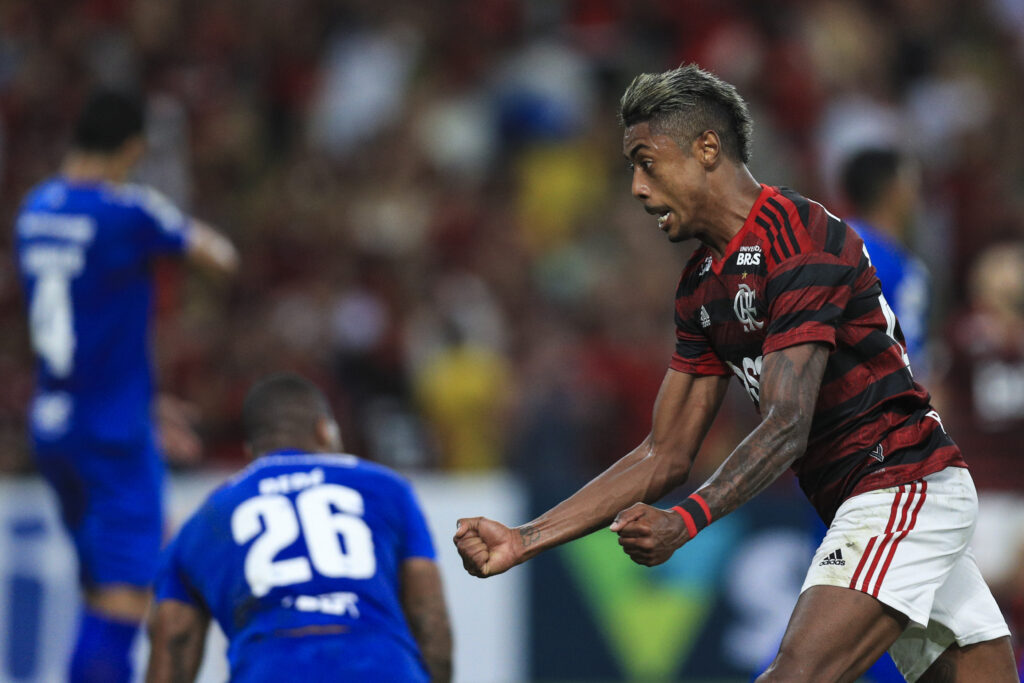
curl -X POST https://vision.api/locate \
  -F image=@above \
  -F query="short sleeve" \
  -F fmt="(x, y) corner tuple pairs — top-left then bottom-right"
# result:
(153, 532), (204, 608)
(128, 185), (191, 256)
(396, 479), (436, 561)
(763, 252), (856, 354)
(669, 308), (729, 376)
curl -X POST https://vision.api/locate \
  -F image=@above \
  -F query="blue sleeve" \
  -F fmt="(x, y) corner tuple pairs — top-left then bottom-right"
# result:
(859, 232), (901, 305)
(153, 530), (204, 608)
(397, 479), (436, 561)
(127, 185), (191, 257)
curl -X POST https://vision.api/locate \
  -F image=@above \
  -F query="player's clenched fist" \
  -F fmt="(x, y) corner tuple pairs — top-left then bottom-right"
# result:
(610, 502), (689, 566)
(453, 517), (523, 578)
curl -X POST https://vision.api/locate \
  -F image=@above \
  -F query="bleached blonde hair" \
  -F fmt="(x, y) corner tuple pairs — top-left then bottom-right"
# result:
(619, 63), (753, 163)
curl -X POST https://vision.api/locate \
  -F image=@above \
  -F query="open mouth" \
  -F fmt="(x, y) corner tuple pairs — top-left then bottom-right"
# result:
(644, 205), (672, 231)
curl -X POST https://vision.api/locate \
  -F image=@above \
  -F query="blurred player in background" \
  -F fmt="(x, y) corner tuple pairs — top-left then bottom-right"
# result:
(841, 148), (932, 380)
(147, 373), (452, 682)
(943, 242), (1024, 672)
(455, 64), (1016, 682)
(13, 89), (238, 682)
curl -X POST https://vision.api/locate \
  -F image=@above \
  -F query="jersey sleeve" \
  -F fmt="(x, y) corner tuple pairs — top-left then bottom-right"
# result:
(763, 251), (857, 354)
(128, 185), (191, 256)
(396, 479), (436, 561)
(153, 528), (205, 609)
(669, 304), (729, 376)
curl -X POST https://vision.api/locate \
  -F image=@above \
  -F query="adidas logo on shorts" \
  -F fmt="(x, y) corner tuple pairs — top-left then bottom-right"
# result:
(819, 548), (845, 566)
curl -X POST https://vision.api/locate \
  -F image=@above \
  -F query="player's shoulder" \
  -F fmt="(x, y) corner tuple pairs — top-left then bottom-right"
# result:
(677, 246), (715, 298)
(170, 488), (227, 553)
(849, 219), (912, 272)
(19, 178), (63, 208)
(756, 185), (861, 269)
(104, 183), (187, 229)
(103, 182), (166, 205)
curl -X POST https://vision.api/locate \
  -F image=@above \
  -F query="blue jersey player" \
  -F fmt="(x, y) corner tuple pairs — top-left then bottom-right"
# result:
(146, 374), (452, 682)
(841, 148), (931, 380)
(14, 89), (238, 682)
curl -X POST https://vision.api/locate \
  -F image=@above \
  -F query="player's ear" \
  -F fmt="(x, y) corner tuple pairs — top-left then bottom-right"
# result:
(694, 130), (720, 167)
(315, 416), (343, 452)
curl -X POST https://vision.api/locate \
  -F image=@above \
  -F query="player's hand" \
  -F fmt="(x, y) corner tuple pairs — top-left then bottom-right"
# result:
(453, 517), (523, 578)
(156, 394), (203, 466)
(610, 503), (689, 566)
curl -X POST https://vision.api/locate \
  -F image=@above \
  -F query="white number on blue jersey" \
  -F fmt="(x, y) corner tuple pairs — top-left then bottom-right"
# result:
(297, 484), (376, 579)
(29, 273), (76, 378)
(22, 244), (86, 379)
(231, 483), (376, 598)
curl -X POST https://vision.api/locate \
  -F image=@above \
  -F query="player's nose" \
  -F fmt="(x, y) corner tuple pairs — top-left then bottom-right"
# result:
(631, 170), (650, 200)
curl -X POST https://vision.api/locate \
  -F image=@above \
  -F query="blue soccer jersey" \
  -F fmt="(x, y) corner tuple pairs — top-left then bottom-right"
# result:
(15, 178), (190, 448)
(848, 220), (930, 377)
(153, 452), (437, 682)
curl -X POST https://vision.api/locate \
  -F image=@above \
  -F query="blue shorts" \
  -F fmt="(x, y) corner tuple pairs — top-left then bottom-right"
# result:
(34, 435), (164, 589)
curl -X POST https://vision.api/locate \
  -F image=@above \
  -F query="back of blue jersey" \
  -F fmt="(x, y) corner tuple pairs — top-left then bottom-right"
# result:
(154, 452), (436, 681)
(14, 178), (190, 447)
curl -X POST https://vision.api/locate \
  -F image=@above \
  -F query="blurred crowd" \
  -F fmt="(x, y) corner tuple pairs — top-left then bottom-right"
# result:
(0, 0), (1023, 505)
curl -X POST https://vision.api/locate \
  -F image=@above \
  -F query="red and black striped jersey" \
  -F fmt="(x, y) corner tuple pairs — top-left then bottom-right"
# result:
(670, 184), (965, 523)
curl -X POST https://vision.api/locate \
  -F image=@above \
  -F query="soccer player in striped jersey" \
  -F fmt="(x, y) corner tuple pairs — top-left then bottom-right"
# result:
(454, 65), (1016, 682)
(14, 89), (238, 682)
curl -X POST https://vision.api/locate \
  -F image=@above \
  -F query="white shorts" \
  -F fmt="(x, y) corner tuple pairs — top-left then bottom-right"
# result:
(801, 466), (1010, 682)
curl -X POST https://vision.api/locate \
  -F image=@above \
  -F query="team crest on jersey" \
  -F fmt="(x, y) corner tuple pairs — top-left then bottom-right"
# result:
(699, 306), (711, 328)
(733, 284), (763, 332)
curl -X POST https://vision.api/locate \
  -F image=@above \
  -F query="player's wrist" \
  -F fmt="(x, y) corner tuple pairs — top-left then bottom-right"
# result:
(512, 523), (537, 559)
(670, 493), (713, 540)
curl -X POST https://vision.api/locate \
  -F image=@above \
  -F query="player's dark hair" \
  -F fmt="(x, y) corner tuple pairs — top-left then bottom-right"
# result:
(619, 63), (753, 163)
(242, 374), (333, 452)
(72, 89), (145, 153)
(841, 148), (902, 214)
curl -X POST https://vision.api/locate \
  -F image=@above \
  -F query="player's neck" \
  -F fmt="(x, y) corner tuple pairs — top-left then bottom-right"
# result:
(701, 165), (762, 259)
(251, 438), (330, 459)
(61, 152), (131, 185)
(861, 209), (907, 244)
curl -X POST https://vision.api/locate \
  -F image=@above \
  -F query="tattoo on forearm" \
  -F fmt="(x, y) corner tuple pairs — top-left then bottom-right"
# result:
(704, 347), (827, 521)
(519, 525), (540, 547)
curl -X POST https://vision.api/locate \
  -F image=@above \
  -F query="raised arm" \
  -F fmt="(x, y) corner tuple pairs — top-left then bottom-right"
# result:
(185, 219), (239, 276)
(400, 558), (453, 682)
(613, 342), (828, 566)
(454, 368), (729, 577)
(145, 599), (209, 683)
